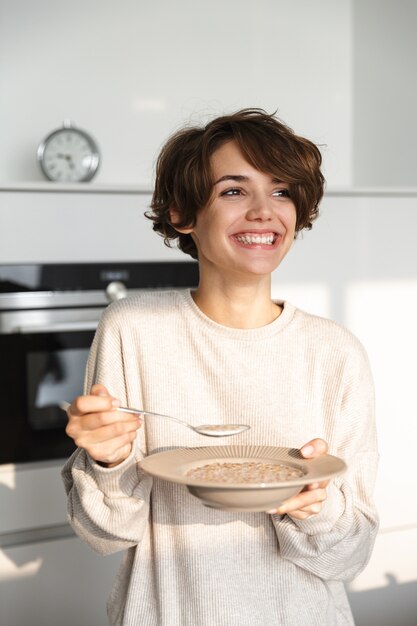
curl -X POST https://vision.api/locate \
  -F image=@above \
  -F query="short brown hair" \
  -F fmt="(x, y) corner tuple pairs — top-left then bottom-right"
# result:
(146, 108), (325, 259)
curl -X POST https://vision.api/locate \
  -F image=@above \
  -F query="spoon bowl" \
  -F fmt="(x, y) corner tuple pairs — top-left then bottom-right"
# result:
(60, 402), (250, 437)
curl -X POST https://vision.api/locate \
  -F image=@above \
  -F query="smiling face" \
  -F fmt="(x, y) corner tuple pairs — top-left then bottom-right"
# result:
(173, 140), (297, 283)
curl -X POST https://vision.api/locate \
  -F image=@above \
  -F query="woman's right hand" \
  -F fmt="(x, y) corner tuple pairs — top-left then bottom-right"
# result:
(65, 383), (142, 468)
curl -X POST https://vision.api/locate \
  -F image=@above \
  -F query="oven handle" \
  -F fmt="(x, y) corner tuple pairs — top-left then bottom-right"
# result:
(16, 321), (99, 334)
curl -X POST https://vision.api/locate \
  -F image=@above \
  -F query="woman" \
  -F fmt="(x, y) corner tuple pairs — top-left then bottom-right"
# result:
(62, 109), (378, 626)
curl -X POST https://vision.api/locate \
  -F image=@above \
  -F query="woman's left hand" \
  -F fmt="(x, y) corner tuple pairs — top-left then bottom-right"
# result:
(267, 438), (329, 520)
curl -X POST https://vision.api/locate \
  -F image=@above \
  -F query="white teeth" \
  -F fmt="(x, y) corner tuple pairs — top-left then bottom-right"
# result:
(235, 233), (275, 245)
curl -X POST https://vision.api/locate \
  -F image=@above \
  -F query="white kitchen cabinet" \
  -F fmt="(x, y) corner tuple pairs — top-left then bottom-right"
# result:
(0, 461), (69, 535)
(0, 461), (122, 626)
(0, 536), (122, 626)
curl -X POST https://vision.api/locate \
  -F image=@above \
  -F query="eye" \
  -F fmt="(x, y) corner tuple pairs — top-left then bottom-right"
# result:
(272, 188), (291, 198)
(220, 187), (243, 197)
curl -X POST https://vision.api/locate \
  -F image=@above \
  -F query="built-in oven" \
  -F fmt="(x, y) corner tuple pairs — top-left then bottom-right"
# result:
(0, 262), (199, 465)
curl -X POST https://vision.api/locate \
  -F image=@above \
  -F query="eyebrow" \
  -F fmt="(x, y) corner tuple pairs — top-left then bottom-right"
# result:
(213, 174), (286, 185)
(214, 175), (249, 184)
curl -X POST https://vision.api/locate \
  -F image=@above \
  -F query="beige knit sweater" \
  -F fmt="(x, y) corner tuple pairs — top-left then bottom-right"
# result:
(62, 289), (379, 626)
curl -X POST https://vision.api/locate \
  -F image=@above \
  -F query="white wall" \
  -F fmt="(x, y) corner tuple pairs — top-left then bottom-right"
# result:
(353, 0), (417, 187)
(0, 0), (353, 187)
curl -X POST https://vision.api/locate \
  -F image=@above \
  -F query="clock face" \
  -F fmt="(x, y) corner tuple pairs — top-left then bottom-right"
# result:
(37, 127), (100, 182)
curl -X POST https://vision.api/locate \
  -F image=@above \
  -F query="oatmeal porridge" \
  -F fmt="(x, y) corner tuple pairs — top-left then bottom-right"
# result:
(186, 461), (304, 484)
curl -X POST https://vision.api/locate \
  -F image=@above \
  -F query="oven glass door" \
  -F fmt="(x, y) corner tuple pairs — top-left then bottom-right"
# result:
(1, 330), (94, 464)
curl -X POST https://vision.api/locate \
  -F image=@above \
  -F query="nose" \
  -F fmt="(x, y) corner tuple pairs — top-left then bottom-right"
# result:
(245, 194), (273, 221)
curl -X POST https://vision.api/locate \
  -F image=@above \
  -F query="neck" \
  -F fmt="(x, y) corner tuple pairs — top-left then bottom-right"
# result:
(191, 274), (281, 329)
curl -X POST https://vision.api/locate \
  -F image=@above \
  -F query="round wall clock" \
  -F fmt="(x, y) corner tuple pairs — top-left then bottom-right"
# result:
(37, 120), (100, 182)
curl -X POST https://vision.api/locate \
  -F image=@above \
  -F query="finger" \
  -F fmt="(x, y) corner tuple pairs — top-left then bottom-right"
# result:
(77, 409), (141, 431)
(296, 501), (324, 514)
(302, 480), (329, 492)
(72, 419), (141, 447)
(286, 504), (323, 520)
(305, 482), (320, 490)
(90, 383), (111, 397)
(85, 431), (138, 465)
(71, 394), (120, 417)
(271, 488), (327, 515)
(268, 499), (325, 518)
(300, 438), (328, 459)
(66, 408), (141, 441)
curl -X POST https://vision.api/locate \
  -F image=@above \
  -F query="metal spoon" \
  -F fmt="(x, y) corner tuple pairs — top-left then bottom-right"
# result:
(60, 401), (250, 438)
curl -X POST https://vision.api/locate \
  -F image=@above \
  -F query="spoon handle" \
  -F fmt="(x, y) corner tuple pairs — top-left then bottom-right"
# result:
(117, 406), (191, 428)
(59, 401), (191, 429)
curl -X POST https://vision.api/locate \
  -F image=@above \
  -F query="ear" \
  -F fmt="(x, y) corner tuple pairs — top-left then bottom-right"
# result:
(169, 207), (194, 234)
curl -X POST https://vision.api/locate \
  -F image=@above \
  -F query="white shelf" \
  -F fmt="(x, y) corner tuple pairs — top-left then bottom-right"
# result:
(324, 187), (417, 197)
(0, 182), (153, 194)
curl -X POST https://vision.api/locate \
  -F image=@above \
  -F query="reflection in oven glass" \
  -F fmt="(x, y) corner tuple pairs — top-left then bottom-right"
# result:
(27, 349), (88, 430)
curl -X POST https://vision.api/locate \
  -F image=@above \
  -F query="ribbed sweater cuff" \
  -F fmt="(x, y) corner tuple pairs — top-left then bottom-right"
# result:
(86, 445), (140, 498)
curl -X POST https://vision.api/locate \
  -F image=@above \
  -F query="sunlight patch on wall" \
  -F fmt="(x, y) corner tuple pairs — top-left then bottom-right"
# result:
(0, 466), (16, 490)
(271, 281), (331, 318)
(345, 279), (417, 529)
(0, 551), (43, 582)
(348, 526), (417, 592)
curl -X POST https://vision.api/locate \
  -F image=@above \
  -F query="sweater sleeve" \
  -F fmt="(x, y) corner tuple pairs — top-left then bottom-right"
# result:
(271, 342), (379, 582)
(61, 303), (153, 556)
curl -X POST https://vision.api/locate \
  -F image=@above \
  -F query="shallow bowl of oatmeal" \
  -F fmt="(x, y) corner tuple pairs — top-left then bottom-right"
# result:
(140, 445), (346, 512)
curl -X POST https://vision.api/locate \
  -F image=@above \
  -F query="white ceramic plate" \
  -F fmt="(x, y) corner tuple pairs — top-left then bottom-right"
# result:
(140, 445), (347, 512)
